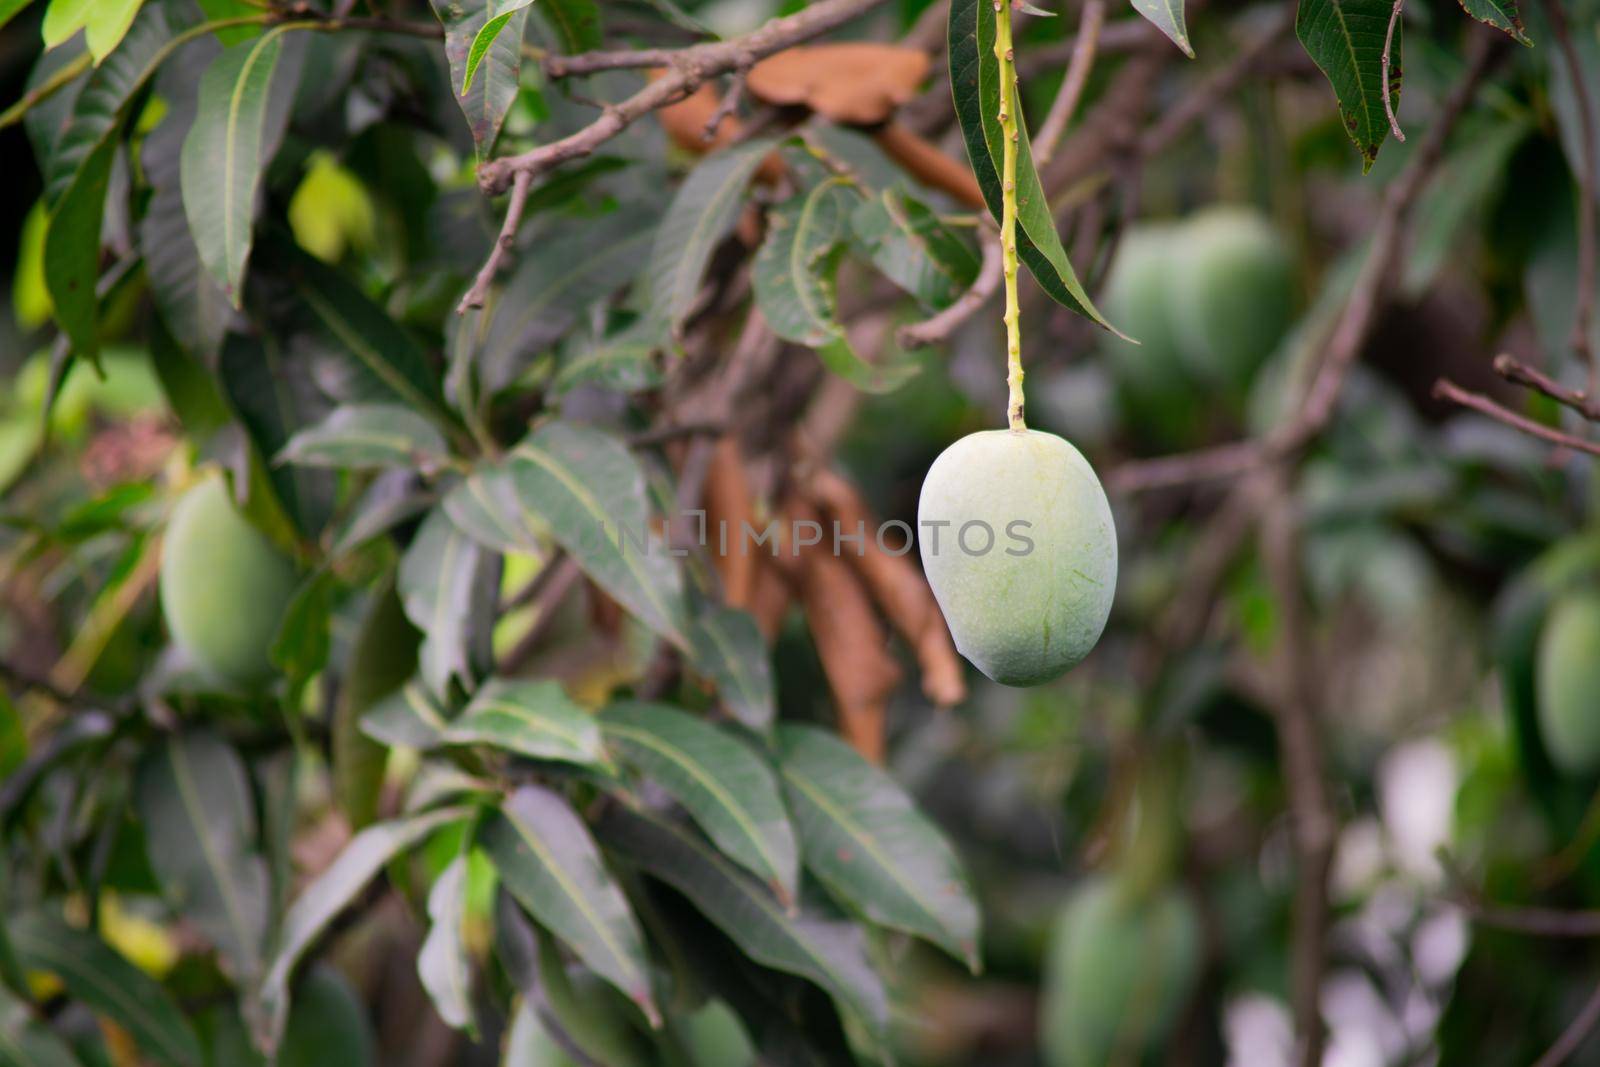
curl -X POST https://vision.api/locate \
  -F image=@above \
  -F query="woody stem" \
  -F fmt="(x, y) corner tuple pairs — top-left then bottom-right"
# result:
(994, 0), (1026, 431)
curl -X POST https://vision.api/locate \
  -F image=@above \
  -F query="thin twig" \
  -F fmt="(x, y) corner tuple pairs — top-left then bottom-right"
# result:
(703, 65), (749, 142)
(1432, 378), (1600, 457)
(896, 227), (1004, 348)
(1033, 0), (1106, 167)
(1493, 353), (1600, 420)
(1534, 979), (1600, 1067)
(457, 169), (532, 312)
(497, 556), (583, 673)
(1541, 0), (1599, 396)
(1461, 901), (1600, 938)
(1111, 32), (1505, 494)
(1381, 0), (1406, 143)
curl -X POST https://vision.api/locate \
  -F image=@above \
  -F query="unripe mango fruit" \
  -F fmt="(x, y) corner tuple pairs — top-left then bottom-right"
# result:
(1168, 206), (1294, 386)
(1040, 876), (1201, 1067)
(918, 429), (1116, 686)
(1536, 591), (1600, 775)
(159, 477), (298, 687)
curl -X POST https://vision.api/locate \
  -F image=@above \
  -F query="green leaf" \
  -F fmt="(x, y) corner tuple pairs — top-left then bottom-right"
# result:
(443, 678), (606, 766)
(1295, 0), (1400, 171)
(253, 237), (454, 429)
(42, 0), (94, 48)
(430, 0), (527, 159)
(334, 575), (419, 828)
(441, 462), (548, 556)
(643, 139), (775, 340)
(536, 0), (600, 51)
(480, 785), (660, 1024)
(687, 606), (775, 733)
(360, 679), (450, 749)
(509, 421), (690, 648)
(43, 1), (181, 363)
(85, 0), (144, 61)
(1455, 0), (1529, 43)
(180, 28), (300, 304)
(776, 725), (981, 971)
(849, 188), (980, 310)
(600, 700), (798, 903)
(277, 967), (375, 1067)
(463, 0), (535, 94)
(0, 0), (33, 34)
(551, 323), (665, 396)
(948, 0), (1119, 329)
(753, 179), (855, 345)
(10, 914), (202, 1067)
(398, 507), (493, 699)
(278, 405), (452, 471)
(595, 804), (889, 1045)
(135, 731), (271, 981)
(271, 569), (334, 687)
(0, 985), (82, 1067)
(1129, 0), (1193, 57)
(417, 856), (476, 1033)
(257, 807), (469, 1054)
(469, 208), (658, 396)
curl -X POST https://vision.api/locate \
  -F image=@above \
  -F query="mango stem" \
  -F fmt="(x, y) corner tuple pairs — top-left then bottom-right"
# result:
(994, 0), (1026, 431)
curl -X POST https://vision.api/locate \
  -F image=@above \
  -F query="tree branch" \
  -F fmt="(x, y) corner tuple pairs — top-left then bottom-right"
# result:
(1534, 979), (1600, 1067)
(1432, 378), (1600, 457)
(1493, 352), (1600, 420)
(1381, 0), (1406, 143)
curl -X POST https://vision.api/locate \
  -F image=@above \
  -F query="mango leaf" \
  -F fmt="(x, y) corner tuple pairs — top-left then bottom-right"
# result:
(398, 507), (493, 699)
(279, 404), (451, 471)
(509, 421), (690, 648)
(361, 679), (450, 749)
(253, 237), (454, 429)
(10, 914), (202, 1067)
(417, 856), (476, 1033)
(463, 0), (536, 94)
(642, 139), (775, 340)
(277, 968), (375, 1067)
(43, 0), (94, 49)
(470, 208), (658, 396)
(0, 985), (81, 1067)
(442, 463), (547, 556)
(948, 0), (1118, 330)
(536, 0), (600, 51)
(43, 1), (181, 363)
(776, 725), (981, 971)
(180, 28), (303, 304)
(551, 323), (664, 396)
(430, 0), (527, 159)
(331, 470), (432, 558)
(1130, 0), (1194, 57)
(334, 576), (419, 828)
(271, 569), (334, 688)
(687, 606), (774, 732)
(135, 731), (271, 981)
(480, 785), (660, 1024)
(849, 188), (979, 310)
(1456, 0), (1529, 43)
(443, 678), (606, 766)
(141, 44), (232, 362)
(595, 804), (889, 1046)
(0, 0), (33, 33)
(86, 0), (145, 60)
(753, 179), (853, 346)
(256, 807), (470, 1054)
(1295, 0), (1400, 171)
(600, 701), (797, 903)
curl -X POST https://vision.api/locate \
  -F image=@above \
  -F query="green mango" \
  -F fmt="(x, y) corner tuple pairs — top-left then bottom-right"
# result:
(1537, 591), (1600, 775)
(1040, 876), (1201, 1067)
(918, 429), (1117, 686)
(158, 477), (298, 687)
(1168, 206), (1294, 387)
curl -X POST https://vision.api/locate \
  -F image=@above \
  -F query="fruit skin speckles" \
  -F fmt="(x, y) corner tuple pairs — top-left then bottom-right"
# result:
(918, 429), (1116, 687)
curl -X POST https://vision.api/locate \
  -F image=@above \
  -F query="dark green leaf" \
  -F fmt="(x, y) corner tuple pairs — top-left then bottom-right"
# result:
(398, 507), (492, 698)
(776, 725), (981, 971)
(480, 785), (660, 1024)
(1130, 0), (1194, 57)
(135, 731), (270, 981)
(442, 462), (548, 555)
(1295, 0), (1400, 171)
(10, 914), (202, 1067)
(850, 188), (980, 310)
(948, 0), (1118, 328)
(753, 179), (854, 346)
(181, 28), (302, 303)
(277, 967), (375, 1067)
(509, 421), (690, 647)
(271, 569), (334, 687)
(444, 678), (606, 766)
(278, 405), (451, 471)
(688, 606), (774, 733)
(1456, 0), (1529, 43)
(0, 0), (32, 34)
(417, 856), (475, 1033)
(331, 471), (432, 558)
(536, 0), (601, 52)
(430, 0), (527, 159)
(335, 575), (419, 828)
(361, 680), (450, 750)
(643, 139), (775, 340)
(257, 807), (469, 1053)
(600, 700), (797, 902)
(551, 323), (665, 396)
(595, 804), (889, 1045)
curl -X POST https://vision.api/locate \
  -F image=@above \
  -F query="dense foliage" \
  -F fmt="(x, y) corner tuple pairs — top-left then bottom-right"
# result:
(4, 0), (1600, 1063)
